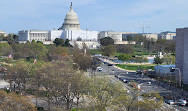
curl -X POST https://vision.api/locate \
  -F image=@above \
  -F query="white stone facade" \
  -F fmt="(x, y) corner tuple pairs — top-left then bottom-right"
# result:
(18, 3), (99, 49)
(158, 31), (176, 40)
(70, 41), (100, 49)
(18, 29), (98, 43)
(0, 30), (8, 37)
(65, 30), (98, 41)
(142, 33), (158, 41)
(50, 30), (64, 41)
(114, 41), (136, 45)
(98, 31), (122, 42)
(176, 28), (188, 84)
(18, 30), (50, 42)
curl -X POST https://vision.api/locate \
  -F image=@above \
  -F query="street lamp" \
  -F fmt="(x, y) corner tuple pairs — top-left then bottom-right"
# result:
(182, 84), (184, 95)
(158, 77), (160, 86)
(170, 67), (181, 87)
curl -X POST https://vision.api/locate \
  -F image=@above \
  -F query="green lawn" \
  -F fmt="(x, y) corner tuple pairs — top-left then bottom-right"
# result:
(89, 49), (102, 55)
(116, 64), (154, 71)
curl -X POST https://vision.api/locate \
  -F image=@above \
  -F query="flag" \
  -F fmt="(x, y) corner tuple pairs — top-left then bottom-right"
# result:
(33, 59), (37, 64)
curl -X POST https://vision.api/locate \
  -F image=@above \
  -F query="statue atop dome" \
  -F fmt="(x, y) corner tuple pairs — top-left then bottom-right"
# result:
(59, 2), (81, 30)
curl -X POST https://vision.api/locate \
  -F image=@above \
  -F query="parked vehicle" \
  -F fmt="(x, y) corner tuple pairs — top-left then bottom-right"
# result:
(179, 99), (187, 106)
(122, 79), (128, 83)
(166, 100), (175, 105)
(136, 70), (143, 74)
(108, 64), (113, 66)
(97, 67), (103, 71)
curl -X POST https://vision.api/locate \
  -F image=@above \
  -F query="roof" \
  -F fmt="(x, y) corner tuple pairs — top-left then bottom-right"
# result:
(155, 65), (175, 68)
(164, 31), (176, 33)
(0, 30), (5, 33)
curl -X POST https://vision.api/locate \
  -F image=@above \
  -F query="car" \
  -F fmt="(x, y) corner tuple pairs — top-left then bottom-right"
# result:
(179, 99), (187, 106)
(122, 79), (128, 83)
(119, 78), (128, 83)
(97, 67), (103, 71)
(108, 64), (113, 66)
(166, 100), (175, 105)
(148, 69), (153, 71)
(119, 77), (124, 81)
(136, 70), (143, 74)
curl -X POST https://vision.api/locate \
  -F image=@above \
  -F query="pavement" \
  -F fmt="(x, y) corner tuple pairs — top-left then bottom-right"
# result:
(96, 58), (188, 111)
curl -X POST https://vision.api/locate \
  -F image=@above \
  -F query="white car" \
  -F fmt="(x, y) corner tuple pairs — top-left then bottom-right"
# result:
(179, 99), (187, 106)
(97, 67), (103, 71)
(167, 100), (175, 105)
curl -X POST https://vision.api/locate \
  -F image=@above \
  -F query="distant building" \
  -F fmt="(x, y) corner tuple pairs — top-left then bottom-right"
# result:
(114, 41), (136, 45)
(98, 31), (122, 42)
(18, 3), (98, 49)
(70, 41), (100, 49)
(0, 30), (8, 37)
(142, 33), (158, 41)
(176, 27), (188, 84)
(18, 30), (50, 42)
(158, 31), (176, 40)
(122, 33), (158, 41)
(154, 65), (175, 75)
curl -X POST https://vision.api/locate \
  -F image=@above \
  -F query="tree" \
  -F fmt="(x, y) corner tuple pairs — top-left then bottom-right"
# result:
(63, 39), (71, 47)
(5, 61), (32, 92)
(100, 37), (114, 46)
(134, 57), (149, 70)
(86, 76), (125, 110)
(102, 45), (116, 57)
(38, 63), (61, 110)
(0, 91), (36, 111)
(125, 35), (134, 41)
(71, 49), (92, 71)
(36, 41), (43, 44)
(164, 40), (176, 54)
(118, 54), (132, 63)
(13, 34), (19, 41)
(154, 39), (168, 52)
(143, 39), (156, 50)
(134, 34), (145, 42)
(31, 40), (35, 43)
(134, 57), (148, 64)
(90, 57), (101, 74)
(116, 44), (135, 55)
(163, 55), (175, 64)
(154, 56), (163, 64)
(0, 34), (5, 41)
(0, 43), (12, 56)
(3, 34), (19, 44)
(53, 38), (64, 46)
(37, 61), (88, 110)
(113, 89), (163, 111)
(48, 45), (68, 61)
(11, 43), (48, 61)
(139, 92), (163, 110)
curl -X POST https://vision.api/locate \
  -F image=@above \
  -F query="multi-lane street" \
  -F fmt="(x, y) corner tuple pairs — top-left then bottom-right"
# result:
(95, 59), (188, 111)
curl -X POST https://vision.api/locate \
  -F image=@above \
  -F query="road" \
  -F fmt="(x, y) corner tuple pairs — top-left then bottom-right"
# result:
(95, 60), (188, 111)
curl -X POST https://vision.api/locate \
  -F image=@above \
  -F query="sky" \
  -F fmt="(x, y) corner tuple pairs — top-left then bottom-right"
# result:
(0, 0), (188, 34)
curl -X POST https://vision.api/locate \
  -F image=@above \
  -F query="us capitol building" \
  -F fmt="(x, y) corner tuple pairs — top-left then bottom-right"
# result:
(18, 3), (99, 49)
(18, 3), (161, 49)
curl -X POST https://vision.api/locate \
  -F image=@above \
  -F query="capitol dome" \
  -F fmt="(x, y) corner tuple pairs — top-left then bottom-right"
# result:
(59, 3), (80, 30)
